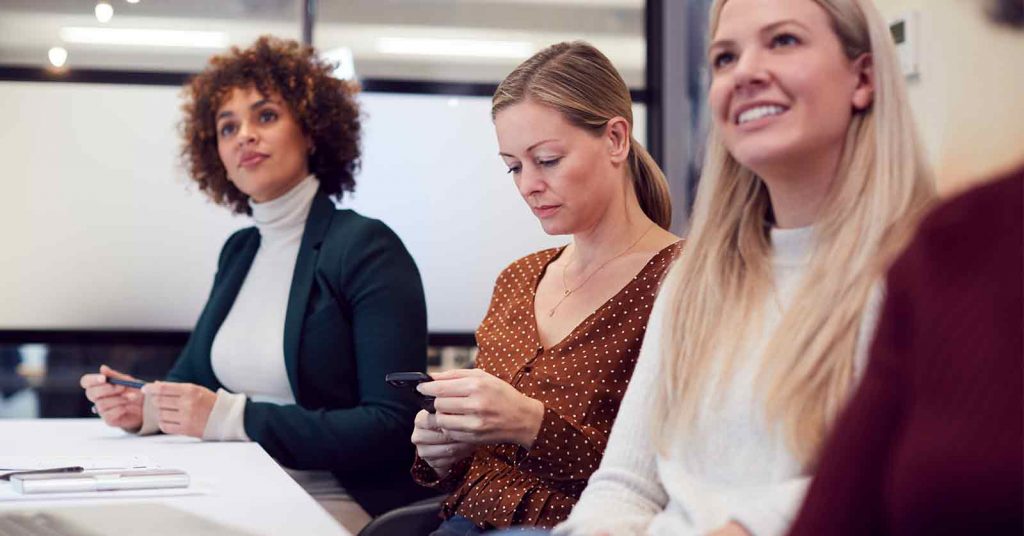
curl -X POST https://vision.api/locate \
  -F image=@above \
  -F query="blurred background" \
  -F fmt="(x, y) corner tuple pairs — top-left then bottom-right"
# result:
(0, 0), (1020, 419)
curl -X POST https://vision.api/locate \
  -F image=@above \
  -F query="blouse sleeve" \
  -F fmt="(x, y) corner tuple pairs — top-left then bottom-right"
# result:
(514, 405), (609, 483)
(410, 454), (473, 493)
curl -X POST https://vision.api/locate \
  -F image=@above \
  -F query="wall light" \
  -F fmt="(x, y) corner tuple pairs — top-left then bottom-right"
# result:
(48, 47), (68, 68)
(95, 2), (114, 23)
(376, 37), (533, 59)
(60, 27), (229, 48)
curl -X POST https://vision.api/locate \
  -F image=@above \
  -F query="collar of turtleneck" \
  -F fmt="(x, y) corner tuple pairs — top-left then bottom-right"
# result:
(248, 174), (319, 238)
(770, 225), (815, 268)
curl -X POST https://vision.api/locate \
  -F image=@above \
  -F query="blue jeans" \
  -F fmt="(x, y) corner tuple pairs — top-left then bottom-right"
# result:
(485, 529), (551, 535)
(431, 515), (484, 536)
(430, 516), (552, 536)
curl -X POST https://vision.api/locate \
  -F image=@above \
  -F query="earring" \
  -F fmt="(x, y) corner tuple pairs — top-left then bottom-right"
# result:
(309, 145), (316, 155)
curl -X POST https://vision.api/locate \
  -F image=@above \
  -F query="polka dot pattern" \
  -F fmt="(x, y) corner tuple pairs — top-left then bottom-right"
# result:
(412, 241), (682, 529)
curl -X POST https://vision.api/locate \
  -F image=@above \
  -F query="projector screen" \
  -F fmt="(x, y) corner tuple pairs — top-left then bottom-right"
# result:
(0, 82), (645, 333)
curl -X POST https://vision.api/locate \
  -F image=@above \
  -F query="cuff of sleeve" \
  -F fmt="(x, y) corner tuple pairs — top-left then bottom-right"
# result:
(131, 392), (161, 435)
(411, 455), (469, 492)
(201, 389), (250, 442)
(515, 406), (577, 478)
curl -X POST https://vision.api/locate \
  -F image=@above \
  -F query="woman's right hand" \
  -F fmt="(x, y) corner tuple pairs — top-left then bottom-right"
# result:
(80, 365), (144, 430)
(412, 409), (475, 480)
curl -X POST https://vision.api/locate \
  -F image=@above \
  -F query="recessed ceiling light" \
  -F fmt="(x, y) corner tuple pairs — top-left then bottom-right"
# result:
(95, 2), (114, 23)
(48, 47), (68, 68)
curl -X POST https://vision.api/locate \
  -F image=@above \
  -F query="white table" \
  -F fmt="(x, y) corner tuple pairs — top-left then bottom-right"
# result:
(0, 419), (349, 535)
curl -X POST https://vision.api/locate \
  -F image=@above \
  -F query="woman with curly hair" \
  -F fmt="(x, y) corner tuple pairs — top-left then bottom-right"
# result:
(79, 36), (432, 529)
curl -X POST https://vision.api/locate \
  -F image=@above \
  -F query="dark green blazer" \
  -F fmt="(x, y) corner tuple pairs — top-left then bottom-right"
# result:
(165, 189), (433, 515)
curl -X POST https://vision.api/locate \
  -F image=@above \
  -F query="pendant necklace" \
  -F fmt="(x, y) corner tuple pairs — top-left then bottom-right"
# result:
(548, 223), (656, 317)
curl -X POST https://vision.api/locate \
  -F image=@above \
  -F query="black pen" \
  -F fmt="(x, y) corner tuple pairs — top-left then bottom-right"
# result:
(106, 377), (146, 389)
(0, 466), (85, 481)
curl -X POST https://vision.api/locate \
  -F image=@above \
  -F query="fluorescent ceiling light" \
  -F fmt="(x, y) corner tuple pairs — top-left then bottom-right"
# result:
(59, 27), (228, 48)
(376, 37), (533, 59)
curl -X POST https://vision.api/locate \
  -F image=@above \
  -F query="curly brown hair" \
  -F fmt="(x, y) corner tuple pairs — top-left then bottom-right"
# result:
(180, 35), (361, 214)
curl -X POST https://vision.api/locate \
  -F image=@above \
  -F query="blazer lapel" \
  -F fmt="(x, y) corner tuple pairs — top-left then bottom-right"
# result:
(282, 190), (334, 399)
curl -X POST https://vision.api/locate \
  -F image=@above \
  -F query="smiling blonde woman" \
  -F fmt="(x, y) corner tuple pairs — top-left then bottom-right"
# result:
(556, 0), (935, 535)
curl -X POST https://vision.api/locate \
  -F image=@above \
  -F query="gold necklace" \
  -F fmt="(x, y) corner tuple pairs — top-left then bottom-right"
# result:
(548, 223), (656, 317)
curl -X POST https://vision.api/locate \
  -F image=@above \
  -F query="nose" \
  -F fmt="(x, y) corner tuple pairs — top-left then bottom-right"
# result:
(731, 48), (770, 96)
(235, 120), (257, 146)
(515, 165), (546, 200)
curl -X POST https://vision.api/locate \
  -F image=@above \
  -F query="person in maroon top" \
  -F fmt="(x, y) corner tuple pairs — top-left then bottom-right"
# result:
(787, 2), (1024, 534)
(409, 41), (682, 534)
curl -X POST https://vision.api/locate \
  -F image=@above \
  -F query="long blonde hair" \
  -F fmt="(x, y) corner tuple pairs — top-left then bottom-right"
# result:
(492, 41), (673, 229)
(655, 0), (935, 465)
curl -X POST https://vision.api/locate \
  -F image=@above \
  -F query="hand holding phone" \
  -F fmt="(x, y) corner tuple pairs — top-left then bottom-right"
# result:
(385, 372), (436, 413)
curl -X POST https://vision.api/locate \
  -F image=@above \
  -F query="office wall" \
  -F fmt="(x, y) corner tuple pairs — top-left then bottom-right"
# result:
(873, 0), (1024, 193)
(0, 81), (647, 333)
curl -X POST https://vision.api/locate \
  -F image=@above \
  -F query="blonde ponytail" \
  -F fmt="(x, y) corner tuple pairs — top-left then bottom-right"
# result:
(629, 138), (673, 229)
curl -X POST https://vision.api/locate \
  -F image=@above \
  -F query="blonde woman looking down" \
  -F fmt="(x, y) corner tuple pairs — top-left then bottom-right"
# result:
(409, 42), (681, 535)
(557, 0), (935, 535)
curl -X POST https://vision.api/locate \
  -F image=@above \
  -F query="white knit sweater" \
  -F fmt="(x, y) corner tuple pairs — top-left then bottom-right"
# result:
(555, 226), (883, 536)
(205, 173), (319, 440)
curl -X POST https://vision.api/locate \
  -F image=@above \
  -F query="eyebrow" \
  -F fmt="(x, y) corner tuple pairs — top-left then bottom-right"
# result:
(215, 98), (274, 121)
(498, 138), (558, 158)
(708, 19), (811, 51)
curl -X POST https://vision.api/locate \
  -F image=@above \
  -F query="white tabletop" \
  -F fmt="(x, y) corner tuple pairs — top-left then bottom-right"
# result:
(0, 419), (349, 535)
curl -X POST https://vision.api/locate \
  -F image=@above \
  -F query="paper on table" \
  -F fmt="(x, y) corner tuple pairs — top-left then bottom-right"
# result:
(0, 483), (208, 502)
(0, 456), (153, 471)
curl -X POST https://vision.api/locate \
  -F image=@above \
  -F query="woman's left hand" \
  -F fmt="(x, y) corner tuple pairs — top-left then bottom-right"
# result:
(418, 368), (545, 448)
(706, 521), (752, 536)
(142, 381), (217, 438)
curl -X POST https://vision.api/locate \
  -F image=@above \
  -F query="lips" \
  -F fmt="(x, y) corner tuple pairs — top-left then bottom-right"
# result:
(531, 205), (560, 218)
(238, 151), (269, 168)
(733, 101), (790, 126)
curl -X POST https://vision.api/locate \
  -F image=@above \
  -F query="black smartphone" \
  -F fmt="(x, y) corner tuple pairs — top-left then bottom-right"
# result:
(385, 372), (436, 413)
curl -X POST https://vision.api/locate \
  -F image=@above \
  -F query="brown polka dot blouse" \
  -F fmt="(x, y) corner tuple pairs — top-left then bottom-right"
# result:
(411, 241), (682, 530)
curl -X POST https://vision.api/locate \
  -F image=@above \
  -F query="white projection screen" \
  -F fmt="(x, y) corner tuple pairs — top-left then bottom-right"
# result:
(0, 82), (646, 333)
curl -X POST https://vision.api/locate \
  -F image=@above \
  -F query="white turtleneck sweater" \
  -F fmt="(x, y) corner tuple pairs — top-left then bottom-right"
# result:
(137, 175), (320, 439)
(200, 173), (320, 440)
(555, 226), (884, 536)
